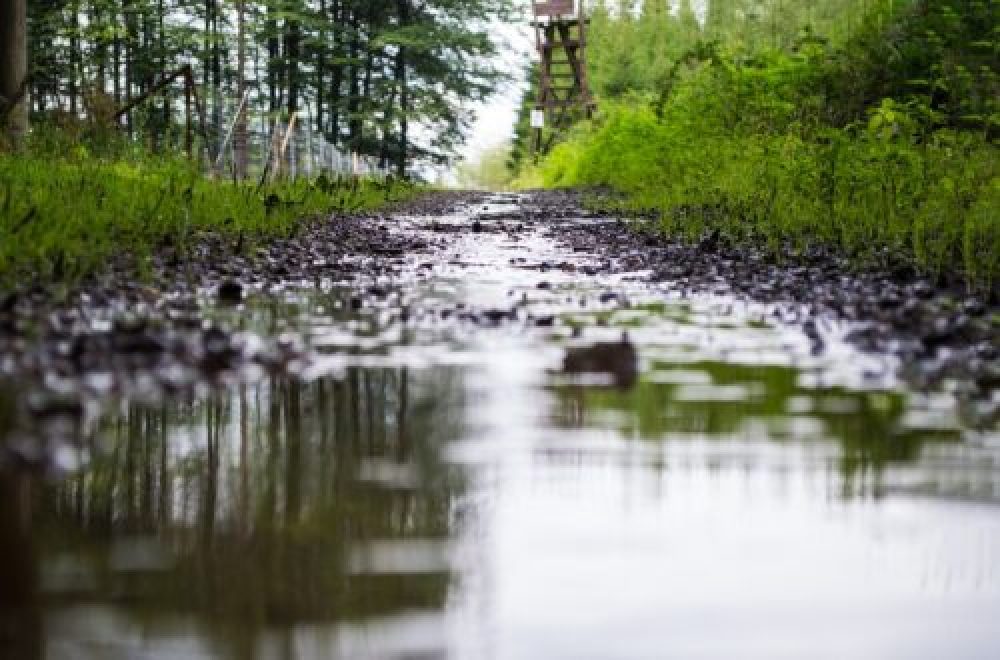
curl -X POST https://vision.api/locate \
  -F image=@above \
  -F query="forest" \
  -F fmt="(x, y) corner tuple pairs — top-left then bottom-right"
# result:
(16, 0), (516, 172)
(0, 0), (515, 283)
(2, 4), (1000, 658)
(508, 0), (999, 292)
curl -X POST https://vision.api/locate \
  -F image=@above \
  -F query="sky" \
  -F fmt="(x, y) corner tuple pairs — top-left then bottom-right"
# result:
(452, 18), (534, 177)
(452, 0), (712, 177)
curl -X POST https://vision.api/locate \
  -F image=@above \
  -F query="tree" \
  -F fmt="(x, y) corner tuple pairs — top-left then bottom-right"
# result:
(0, 0), (28, 146)
(17, 0), (517, 174)
(677, 0), (701, 40)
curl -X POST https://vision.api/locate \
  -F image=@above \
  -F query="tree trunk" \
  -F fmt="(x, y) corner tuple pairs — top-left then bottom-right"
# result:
(328, 1), (343, 141)
(0, 0), (28, 146)
(285, 19), (301, 117)
(316, 0), (326, 135)
(158, 0), (168, 149)
(211, 4), (223, 159)
(235, 0), (248, 178)
(94, 4), (108, 96)
(267, 5), (280, 128)
(69, 4), (80, 116)
(347, 11), (361, 150)
(395, 0), (409, 177)
(113, 2), (122, 106)
(124, 0), (137, 135)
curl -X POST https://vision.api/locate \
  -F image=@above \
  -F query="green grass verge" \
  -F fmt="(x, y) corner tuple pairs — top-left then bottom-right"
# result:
(523, 102), (998, 290)
(0, 155), (418, 286)
(516, 0), (999, 293)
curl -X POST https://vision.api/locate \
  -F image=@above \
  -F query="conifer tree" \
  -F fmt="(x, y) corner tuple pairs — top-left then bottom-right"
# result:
(17, 0), (515, 173)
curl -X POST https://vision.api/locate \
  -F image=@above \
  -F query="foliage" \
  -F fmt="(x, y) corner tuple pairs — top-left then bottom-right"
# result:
(516, 0), (1000, 292)
(456, 143), (516, 190)
(0, 148), (416, 285)
(22, 0), (518, 174)
(533, 102), (998, 287)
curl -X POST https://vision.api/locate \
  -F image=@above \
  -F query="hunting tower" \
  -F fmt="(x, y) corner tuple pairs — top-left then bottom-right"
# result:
(531, 0), (595, 154)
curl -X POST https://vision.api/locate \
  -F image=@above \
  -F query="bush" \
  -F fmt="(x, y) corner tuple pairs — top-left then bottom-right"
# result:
(518, 0), (999, 292)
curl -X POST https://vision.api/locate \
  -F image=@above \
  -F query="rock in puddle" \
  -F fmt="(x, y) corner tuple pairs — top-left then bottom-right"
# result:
(562, 334), (638, 389)
(218, 279), (244, 304)
(545, 189), (999, 407)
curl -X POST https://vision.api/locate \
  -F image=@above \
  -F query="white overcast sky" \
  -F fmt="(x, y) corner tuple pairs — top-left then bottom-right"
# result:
(454, 17), (534, 170)
(453, 0), (709, 174)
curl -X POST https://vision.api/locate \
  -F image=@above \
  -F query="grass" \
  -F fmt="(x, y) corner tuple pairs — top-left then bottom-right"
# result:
(523, 102), (999, 291)
(0, 153), (418, 286)
(515, 0), (1000, 294)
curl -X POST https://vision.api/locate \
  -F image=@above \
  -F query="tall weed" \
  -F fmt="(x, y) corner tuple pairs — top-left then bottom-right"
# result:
(0, 155), (415, 285)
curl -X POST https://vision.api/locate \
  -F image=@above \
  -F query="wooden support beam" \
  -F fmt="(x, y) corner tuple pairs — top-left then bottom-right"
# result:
(532, 1), (594, 157)
(540, 40), (581, 52)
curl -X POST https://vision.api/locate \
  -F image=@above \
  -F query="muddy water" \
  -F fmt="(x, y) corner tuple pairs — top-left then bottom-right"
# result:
(3, 195), (1000, 659)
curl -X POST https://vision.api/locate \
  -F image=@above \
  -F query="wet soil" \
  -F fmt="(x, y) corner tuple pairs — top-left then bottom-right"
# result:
(0, 193), (471, 376)
(534, 189), (999, 404)
(3, 188), (1000, 659)
(0, 188), (997, 471)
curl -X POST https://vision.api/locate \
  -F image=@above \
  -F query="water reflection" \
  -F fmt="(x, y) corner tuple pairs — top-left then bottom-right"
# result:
(3, 367), (466, 659)
(2, 198), (999, 657)
(0, 470), (41, 659)
(1, 330), (998, 658)
(551, 360), (973, 500)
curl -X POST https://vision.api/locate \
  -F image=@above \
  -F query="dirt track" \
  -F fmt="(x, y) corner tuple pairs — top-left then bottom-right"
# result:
(0, 189), (997, 471)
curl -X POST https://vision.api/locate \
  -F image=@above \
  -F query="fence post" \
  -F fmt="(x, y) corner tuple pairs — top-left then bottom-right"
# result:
(276, 112), (298, 180)
(305, 112), (315, 177)
(213, 89), (250, 177)
(290, 125), (297, 180)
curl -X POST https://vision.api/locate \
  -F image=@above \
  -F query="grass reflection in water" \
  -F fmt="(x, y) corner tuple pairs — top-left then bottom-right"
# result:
(552, 359), (970, 501)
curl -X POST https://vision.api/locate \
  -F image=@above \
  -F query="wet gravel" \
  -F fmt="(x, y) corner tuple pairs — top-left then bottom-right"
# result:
(528, 189), (999, 407)
(0, 192), (482, 464)
(1, 188), (997, 471)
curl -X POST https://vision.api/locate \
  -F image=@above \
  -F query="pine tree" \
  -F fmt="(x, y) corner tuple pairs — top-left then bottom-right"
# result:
(15, 0), (516, 173)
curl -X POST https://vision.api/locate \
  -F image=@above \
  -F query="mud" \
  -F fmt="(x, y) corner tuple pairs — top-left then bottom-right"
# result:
(530, 190), (998, 403)
(0, 188), (997, 472)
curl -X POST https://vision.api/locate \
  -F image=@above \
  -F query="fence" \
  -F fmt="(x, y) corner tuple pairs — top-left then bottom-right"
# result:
(207, 93), (391, 182)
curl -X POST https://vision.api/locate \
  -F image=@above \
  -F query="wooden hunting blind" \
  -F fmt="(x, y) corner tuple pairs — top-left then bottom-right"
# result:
(531, 0), (595, 155)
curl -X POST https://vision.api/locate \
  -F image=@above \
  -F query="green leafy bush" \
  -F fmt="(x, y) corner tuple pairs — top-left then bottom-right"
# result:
(519, 0), (999, 291)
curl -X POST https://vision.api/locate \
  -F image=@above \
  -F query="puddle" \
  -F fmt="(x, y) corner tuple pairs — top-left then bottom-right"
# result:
(1, 195), (998, 658)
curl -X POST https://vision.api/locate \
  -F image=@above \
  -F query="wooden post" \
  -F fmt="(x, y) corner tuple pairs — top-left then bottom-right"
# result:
(214, 90), (250, 175)
(578, 0), (594, 119)
(274, 112), (298, 179)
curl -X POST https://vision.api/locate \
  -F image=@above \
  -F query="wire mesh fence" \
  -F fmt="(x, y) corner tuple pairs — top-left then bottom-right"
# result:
(206, 94), (391, 182)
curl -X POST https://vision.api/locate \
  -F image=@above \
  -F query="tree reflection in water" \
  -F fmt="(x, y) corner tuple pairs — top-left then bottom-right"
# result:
(2, 366), (467, 659)
(0, 344), (993, 658)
